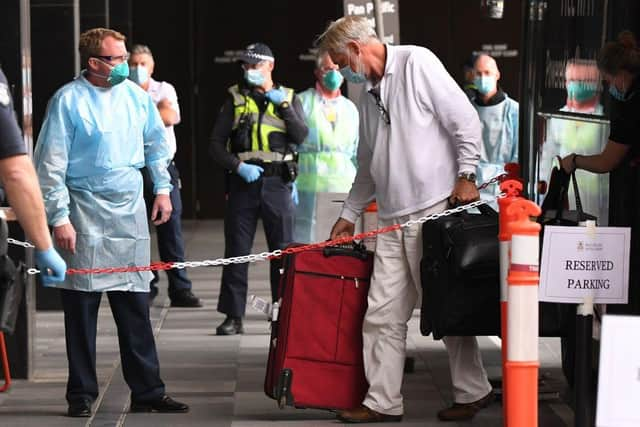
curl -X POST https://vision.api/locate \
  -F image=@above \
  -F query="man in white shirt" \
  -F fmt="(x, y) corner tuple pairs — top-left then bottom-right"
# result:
(129, 44), (201, 307)
(319, 16), (493, 423)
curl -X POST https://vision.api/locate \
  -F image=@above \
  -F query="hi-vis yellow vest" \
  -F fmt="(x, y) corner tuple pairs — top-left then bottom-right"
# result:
(228, 84), (294, 152)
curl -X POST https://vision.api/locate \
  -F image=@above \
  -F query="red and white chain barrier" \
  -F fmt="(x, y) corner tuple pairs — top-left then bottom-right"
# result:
(9, 175), (508, 276)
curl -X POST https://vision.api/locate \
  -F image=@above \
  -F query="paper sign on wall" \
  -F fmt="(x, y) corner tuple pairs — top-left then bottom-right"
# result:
(596, 315), (640, 427)
(539, 226), (630, 304)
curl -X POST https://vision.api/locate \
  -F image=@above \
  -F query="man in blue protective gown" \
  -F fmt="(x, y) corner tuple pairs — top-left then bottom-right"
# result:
(34, 28), (188, 418)
(471, 54), (519, 205)
(294, 52), (359, 243)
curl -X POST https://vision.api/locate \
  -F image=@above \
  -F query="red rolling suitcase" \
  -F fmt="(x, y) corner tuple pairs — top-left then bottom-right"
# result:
(264, 243), (373, 410)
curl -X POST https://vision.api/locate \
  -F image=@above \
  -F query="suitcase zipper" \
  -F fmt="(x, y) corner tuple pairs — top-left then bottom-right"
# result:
(295, 270), (368, 287)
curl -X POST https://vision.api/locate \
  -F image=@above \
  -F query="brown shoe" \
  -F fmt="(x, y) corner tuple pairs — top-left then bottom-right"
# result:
(337, 405), (403, 423)
(437, 390), (494, 421)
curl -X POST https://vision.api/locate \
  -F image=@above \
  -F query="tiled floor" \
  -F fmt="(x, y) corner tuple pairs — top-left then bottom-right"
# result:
(0, 220), (573, 426)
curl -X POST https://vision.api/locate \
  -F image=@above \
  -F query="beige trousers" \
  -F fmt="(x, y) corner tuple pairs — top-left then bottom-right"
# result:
(361, 200), (492, 416)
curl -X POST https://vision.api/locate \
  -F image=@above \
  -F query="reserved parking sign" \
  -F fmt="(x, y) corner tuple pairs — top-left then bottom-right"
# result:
(539, 225), (631, 304)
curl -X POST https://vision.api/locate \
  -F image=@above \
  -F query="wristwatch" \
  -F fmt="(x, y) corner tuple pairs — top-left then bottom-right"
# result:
(279, 101), (290, 110)
(457, 172), (477, 182)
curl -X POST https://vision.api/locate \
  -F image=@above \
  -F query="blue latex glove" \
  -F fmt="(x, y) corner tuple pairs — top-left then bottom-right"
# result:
(265, 88), (287, 106)
(237, 162), (264, 183)
(291, 182), (299, 206)
(34, 247), (67, 285)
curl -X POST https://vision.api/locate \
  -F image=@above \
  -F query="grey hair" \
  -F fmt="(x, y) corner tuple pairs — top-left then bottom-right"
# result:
(315, 51), (331, 69)
(130, 44), (154, 59)
(316, 16), (378, 55)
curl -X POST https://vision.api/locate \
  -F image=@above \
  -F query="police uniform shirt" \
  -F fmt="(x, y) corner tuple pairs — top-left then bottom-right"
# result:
(209, 83), (308, 172)
(147, 77), (180, 158)
(0, 70), (27, 159)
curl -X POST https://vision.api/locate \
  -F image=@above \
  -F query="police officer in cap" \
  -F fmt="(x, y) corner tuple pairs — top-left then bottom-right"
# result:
(209, 43), (308, 335)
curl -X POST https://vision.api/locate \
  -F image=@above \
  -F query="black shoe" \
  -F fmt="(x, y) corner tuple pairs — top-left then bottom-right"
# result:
(170, 289), (202, 308)
(149, 284), (159, 302)
(130, 394), (189, 413)
(150, 270), (160, 285)
(67, 399), (92, 417)
(216, 316), (243, 335)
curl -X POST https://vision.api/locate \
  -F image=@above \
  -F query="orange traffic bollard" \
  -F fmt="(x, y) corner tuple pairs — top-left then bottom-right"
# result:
(497, 179), (523, 426)
(503, 162), (522, 182)
(504, 199), (541, 427)
(362, 202), (378, 250)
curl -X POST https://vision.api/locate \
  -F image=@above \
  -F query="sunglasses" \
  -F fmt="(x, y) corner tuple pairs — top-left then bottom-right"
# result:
(368, 87), (390, 125)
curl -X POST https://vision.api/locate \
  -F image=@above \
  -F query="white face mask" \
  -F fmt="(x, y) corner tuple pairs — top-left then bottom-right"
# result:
(129, 65), (149, 85)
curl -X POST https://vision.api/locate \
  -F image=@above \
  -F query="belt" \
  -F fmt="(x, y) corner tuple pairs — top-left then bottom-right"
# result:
(242, 161), (284, 177)
(237, 151), (294, 162)
(261, 163), (284, 177)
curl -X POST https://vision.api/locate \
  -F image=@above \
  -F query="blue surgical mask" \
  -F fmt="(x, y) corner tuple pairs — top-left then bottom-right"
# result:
(609, 83), (628, 101)
(322, 69), (344, 91)
(567, 81), (597, 102)
(607, 75), (634, 101)
(339, 53), (367, 84)
(245, 68), (265, 87)
(474, 75), (497, 95)
(129, 65), (149, 85)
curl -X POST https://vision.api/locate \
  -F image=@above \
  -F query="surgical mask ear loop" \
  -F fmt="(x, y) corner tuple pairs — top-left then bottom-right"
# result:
(88, 58), (111, 80)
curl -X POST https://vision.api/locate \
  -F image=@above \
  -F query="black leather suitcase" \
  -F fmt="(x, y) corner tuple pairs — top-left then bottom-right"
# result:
(419, 205), (500, 339)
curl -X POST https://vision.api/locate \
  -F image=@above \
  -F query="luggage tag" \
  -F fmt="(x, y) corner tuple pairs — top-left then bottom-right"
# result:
(248, 295), (280, 322)
(248, 295), (271, 315)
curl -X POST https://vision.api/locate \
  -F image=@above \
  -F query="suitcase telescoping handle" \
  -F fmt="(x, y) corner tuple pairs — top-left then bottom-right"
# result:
(322, 241), (369, 260)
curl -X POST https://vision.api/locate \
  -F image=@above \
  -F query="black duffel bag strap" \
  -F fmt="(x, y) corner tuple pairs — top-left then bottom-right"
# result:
(550, 156), (571, 222)
(570, 170), (589, 222)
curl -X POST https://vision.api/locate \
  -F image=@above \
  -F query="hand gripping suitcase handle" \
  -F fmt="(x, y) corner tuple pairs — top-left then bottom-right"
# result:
(322, 241), (368, 260)
(448, 201), (498, 218)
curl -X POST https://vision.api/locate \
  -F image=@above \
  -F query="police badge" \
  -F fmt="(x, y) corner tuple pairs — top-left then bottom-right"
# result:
(0, 83), (11, 107)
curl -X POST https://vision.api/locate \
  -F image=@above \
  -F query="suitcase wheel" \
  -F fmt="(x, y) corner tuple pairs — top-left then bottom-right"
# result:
(278, 395), (287, 409)
(276, 368), (293, 409)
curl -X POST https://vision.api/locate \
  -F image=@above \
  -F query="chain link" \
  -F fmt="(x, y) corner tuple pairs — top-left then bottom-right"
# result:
(16, 179), (509, 276)
(476, 173), (508, 191)
(7, 238), (35, 248)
